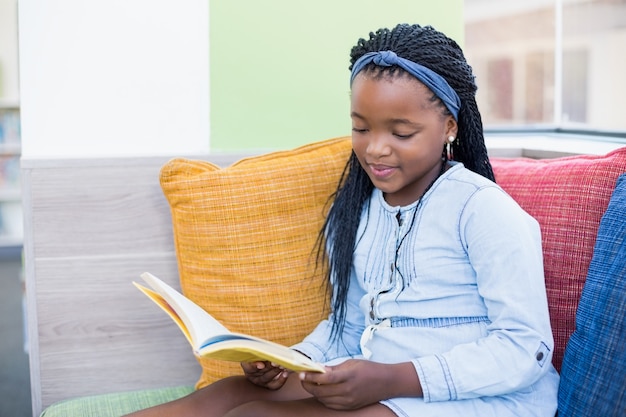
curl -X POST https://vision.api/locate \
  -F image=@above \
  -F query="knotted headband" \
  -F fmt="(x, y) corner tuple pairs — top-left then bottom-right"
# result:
(350, 51), (461, 120)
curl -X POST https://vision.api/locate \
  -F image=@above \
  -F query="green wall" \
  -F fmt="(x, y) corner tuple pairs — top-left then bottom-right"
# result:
(210, 0), (463, 151)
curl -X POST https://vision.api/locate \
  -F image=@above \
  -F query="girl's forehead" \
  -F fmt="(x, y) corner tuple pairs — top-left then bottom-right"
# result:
(351, 73), (433, 104)
(350, 75), (443, 120)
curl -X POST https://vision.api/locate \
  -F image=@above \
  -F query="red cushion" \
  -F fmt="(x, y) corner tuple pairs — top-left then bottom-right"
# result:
(490, 147), (626, 371)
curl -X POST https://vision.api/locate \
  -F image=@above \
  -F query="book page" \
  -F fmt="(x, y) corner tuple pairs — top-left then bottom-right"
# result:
(138, 272), (230, 349)
(134, 283), (194, 346)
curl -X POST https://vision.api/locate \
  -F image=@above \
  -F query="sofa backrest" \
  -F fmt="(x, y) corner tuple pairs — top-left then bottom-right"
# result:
(23, 138), (626, 416)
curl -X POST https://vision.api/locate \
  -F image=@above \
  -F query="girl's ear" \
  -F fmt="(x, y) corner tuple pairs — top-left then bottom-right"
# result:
(445, 116), (458, 139)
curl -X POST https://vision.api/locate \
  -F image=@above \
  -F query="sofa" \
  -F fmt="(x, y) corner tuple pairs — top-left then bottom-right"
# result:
(30, 137), (626, 416)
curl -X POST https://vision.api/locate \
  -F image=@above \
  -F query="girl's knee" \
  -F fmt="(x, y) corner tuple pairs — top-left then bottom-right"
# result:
(223, 400), (275, 417)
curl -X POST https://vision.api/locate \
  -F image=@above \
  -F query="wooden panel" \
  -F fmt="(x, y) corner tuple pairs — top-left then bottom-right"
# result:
(35, 255), (200, 407)
(29, 160), (178, 258)
(23, 154), (247, 415)
(21, 167), (41, 417)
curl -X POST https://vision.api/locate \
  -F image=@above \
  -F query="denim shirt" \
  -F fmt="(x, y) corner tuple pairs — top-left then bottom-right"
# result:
(292, 163), (558, 403)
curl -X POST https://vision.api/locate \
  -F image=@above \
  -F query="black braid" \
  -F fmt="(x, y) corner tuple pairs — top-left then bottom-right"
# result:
(319, 24), (494, 340)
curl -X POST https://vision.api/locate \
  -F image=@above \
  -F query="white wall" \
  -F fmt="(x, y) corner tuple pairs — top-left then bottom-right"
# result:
(18, 0), (210, 158)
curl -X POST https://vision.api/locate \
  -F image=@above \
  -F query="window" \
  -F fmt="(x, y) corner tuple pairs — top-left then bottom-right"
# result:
(465, 0), (626, 134)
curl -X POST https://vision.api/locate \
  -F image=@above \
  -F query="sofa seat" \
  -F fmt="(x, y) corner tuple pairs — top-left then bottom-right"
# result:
(40, 386), (194, 416)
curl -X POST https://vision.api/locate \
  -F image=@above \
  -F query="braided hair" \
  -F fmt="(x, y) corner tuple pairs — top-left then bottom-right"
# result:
(319, 24), (495, 340)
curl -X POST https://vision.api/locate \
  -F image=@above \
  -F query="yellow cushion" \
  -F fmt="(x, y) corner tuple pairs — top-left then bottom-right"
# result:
(160, 136), (352, 388)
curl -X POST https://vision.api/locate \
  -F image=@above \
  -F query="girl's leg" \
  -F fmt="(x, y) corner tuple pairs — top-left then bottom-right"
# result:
(224, 397), (397, 417)
(124, 373), (311, 417)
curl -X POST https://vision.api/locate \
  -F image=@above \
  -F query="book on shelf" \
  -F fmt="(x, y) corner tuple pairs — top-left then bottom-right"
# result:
(134, 272), (325, 373)
(0, 107), (21, 145)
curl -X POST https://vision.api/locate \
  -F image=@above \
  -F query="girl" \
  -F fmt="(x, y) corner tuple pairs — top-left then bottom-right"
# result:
(127, 23), (559, 417)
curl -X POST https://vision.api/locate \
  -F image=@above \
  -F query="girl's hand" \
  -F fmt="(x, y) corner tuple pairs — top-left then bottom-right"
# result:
(299, 359), (422, 410)
(240, 361), (289, 390)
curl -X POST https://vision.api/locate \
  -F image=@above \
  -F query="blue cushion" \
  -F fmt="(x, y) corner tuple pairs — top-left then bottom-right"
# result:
(558, 174), (626, 416)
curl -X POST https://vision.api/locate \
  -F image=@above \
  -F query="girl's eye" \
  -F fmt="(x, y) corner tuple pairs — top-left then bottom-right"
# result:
(352, 127), (368, 134)
(394, 132), (414, 139)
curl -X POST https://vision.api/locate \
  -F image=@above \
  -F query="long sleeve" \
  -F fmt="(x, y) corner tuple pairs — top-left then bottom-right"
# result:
(413, 186), (556, 402)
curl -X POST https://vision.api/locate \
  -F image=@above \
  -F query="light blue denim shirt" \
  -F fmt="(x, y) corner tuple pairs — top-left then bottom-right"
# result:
(292, 163), (559, 414)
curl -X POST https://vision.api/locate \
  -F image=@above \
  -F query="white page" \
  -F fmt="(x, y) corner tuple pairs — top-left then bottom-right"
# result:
(140, 272), (230, 348)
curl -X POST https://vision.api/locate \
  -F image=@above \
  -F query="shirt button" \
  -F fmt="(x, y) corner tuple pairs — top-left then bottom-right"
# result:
(536, 352), (544, 361)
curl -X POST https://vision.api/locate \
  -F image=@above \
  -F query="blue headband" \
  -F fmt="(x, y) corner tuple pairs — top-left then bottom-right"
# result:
(350, 51), (461, 120)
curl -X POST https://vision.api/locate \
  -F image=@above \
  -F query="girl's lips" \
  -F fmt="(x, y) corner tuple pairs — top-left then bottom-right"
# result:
(369, 164), (396, 178)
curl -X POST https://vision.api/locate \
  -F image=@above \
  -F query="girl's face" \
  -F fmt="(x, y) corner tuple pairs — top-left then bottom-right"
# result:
(351, 72), (458, 207)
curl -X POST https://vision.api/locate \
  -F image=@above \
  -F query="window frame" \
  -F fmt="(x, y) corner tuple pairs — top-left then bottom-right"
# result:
(465, 0), (626, 143)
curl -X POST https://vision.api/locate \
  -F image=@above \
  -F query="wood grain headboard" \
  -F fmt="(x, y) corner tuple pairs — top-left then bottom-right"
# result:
(22, 154), (246, 416)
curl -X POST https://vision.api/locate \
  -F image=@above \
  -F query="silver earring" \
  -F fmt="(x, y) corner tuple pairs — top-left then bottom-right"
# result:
(446, 136), (455, 160)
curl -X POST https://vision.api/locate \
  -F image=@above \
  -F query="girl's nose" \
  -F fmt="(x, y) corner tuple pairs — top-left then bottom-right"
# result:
(367, 134), (391, 157)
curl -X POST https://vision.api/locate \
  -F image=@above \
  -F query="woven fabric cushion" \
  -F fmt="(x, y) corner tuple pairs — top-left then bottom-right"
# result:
(160, 136), (352, 388)
(490, 147), (626, 372)
(39, 386), (194, 417)
(558, 174), (626, 417)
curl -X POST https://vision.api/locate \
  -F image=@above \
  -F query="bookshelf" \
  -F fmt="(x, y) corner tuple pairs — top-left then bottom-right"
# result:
(0, 100), (22, 248)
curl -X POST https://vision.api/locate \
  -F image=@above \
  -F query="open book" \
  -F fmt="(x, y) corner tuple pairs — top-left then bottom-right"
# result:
(134, 272), (325, 373)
